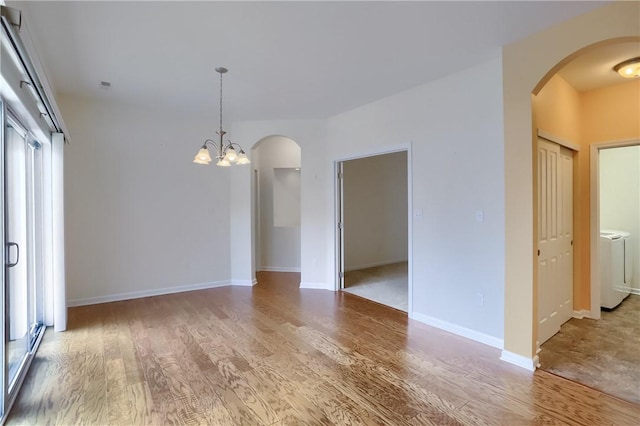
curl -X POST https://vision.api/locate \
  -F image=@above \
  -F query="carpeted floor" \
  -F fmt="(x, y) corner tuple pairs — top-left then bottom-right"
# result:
(343, 262), (408, 312)
(538, 294), (640, 405)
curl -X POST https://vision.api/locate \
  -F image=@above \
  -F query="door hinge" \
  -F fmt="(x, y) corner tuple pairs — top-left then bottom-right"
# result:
(338, 222), (343, 230)
(537, 249), (540, 256)
(340, 272), (345, 278)
(337, 171), (343, 179)
(571, 240), (573, 246)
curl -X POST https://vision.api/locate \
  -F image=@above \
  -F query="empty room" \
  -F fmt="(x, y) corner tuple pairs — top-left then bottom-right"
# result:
(0, 1), (638, 424)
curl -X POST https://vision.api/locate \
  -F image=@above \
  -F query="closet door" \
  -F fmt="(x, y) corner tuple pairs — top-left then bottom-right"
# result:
(537, 138), (574, 346)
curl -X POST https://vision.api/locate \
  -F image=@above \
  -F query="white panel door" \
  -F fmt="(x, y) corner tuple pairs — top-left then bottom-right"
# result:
(537, 138), (574, 345)
(558, 147), (573, 325)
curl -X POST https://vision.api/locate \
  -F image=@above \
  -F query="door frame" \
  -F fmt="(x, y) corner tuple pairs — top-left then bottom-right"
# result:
(589, 138), (640, 319)
(334, 143), (413, 316)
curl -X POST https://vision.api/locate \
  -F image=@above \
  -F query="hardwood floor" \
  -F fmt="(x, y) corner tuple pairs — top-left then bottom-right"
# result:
(7, 272), (639, 425)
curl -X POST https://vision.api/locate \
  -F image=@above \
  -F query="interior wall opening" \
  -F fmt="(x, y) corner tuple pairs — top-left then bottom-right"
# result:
(532, 38), (640, 405)
(336, 150), (409, 312)
(251, 136), (301, 279)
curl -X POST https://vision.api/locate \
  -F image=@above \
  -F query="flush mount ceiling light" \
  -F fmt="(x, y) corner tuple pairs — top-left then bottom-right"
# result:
(193, 67), (250, 167)
(613, 57), (640, 79)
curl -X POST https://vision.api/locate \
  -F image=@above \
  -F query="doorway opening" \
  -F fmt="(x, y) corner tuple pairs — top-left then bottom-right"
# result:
(533, 39), (640, 405)
(251, 136), (301, 278)
(336, 150), (410, 312)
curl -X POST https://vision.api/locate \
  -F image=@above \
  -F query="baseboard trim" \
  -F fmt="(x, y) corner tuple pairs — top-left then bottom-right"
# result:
(410, 312), (504, 350)
(231, 279), (257, 287)
(258, 266), (301, 273)
(572, 309), (591, 319)
(299, 281), (329, 290)
(500, 350), (539, 372)
(630, 288), (640, 296)
(345, 259), (408, 272)
(67, 280), (231, 307)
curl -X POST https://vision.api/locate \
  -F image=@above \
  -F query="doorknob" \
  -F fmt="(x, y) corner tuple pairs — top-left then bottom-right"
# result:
(6, 242), (19, 267)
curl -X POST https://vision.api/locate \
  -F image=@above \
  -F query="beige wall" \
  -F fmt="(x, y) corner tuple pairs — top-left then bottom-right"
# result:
(582, 80), (640, 143)
(503, 1), (640, 362)
(536, 75), (581, 143)
(343, 151), (408, 271)
(534, 77), (640, 316)
(580, 80), (640, 307)
(534, 75), (589, 311)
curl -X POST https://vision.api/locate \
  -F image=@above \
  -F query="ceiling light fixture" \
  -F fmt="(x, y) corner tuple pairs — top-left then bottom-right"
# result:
(613, 57), (640, 79)
(193, 67), (250, 167)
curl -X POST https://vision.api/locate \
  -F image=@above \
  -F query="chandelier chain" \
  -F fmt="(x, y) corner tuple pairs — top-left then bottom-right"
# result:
(219, 69), (223, 135)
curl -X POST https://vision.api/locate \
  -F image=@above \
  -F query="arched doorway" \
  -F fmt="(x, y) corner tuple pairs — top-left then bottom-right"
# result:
(251, 136), (302, 280)
(532, 38), (640, 404)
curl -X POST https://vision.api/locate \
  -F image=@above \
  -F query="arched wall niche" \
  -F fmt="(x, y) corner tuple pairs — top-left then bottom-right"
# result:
(250, 135), (302, 278)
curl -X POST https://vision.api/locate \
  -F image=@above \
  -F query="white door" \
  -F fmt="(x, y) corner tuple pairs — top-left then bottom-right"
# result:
(537, 138), (574, 345)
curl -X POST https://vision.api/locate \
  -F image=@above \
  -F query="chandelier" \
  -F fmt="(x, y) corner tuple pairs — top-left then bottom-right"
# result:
(193, 67), (250, 166)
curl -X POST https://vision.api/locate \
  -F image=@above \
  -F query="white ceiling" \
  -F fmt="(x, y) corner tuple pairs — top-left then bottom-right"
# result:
(558, 41), (640, 92)
(11, 1), (611, 122)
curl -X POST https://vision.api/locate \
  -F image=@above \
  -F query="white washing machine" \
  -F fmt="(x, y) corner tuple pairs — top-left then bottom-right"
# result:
(600, 229), (632, 309)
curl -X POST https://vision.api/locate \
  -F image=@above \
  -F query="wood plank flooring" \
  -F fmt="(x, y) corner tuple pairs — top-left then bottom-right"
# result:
(6, 272), (639, 425)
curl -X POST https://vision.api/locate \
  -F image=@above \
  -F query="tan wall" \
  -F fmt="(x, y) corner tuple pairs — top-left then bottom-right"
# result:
(582, 80), (640, 144)
(533, 78), (640, 316)
(579, 80), (640, 306)
(535, 75), (581, 143)
(533, 75), (589, 312)
(503, 1), (640, 361)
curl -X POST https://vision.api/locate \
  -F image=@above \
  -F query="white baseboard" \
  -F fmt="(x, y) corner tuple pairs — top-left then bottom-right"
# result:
(67, 280), (231, 307)
(258, 266), (301, 273)
(231, 279), (257, 287)
(299, 281), (329, 290)
(630, 288), (640, 296)
(500, 350), (539, 372)
(572, 309), (591, 319)
(345, 258), (408, 272)
(410, 312), (504, 350)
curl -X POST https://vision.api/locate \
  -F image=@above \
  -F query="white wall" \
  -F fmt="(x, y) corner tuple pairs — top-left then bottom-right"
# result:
(600, 145), (640, 290)
(343, 152), (408, 270)
(62, 56), (505, 345)
(253, 136), (301, 271)
(327, 57), (505, 342)
(60, 96), (232, 305)
(230, 57), (506, 344)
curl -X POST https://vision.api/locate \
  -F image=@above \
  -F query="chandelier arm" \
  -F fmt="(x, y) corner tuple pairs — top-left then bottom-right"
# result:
(203, 138), (223, 158)
(221, 141), (247, 153)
